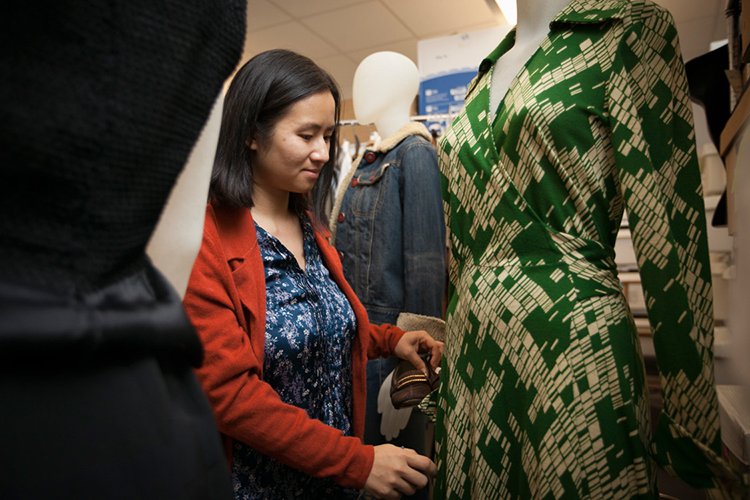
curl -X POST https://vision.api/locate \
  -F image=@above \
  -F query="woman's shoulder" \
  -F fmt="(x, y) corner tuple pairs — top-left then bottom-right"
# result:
(201, 202), (258, 256)
(206, 201), (251, 230)
(200, 202), (223, 239)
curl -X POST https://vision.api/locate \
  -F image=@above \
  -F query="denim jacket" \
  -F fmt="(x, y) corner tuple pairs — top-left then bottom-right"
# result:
(330, 122), (446, 325)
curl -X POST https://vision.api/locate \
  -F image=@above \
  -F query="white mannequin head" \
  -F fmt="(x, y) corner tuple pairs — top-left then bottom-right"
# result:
(352, 51), (419, 139)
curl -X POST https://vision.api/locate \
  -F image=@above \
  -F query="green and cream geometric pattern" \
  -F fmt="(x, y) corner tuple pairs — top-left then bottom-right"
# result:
(435, 0), (739, 497)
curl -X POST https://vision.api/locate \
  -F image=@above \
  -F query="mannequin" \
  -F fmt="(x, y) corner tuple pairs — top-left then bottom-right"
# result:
(147, 94), (224, 298)
(0, 2), (244, 497)
(435, 0), (740, 497)
(351, 51), (423, 441)
(489, 0), (571, 114)
(352, 51), (419, 139)
(330, 52), (446, 499)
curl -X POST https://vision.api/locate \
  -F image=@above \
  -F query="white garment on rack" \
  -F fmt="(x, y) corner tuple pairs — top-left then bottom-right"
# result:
(333, 139), (354, 195)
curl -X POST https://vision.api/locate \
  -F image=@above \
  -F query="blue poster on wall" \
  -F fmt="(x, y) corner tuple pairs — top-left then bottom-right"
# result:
(417, 26), (509, 137)
(418, 71), (475, 116)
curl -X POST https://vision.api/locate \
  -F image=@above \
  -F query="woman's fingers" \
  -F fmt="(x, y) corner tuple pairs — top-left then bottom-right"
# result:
(366, 444), (434, 498)
(405, 451), (437, 477)
(428, 339), (444, 368)
(395, 330), (445, 374)
(405, 348), (428, 374)
(414, 330), (444, 369)
(394, 448), (430, 494)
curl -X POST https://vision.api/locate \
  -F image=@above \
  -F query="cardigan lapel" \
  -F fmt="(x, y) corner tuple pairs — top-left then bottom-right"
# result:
(210, 204), (267, 364)
(313, 228), (368, 439)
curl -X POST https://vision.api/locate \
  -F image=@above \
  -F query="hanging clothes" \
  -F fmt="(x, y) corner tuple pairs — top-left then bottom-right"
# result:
(435, 0), (739, 498)
(330, 122), (446, 462)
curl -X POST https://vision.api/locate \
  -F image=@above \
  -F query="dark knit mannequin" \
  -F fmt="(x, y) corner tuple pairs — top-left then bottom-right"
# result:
(0, 2), (245, 497)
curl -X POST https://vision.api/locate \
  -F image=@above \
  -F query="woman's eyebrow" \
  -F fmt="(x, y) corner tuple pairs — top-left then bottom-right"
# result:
(296, 121), (336, 131)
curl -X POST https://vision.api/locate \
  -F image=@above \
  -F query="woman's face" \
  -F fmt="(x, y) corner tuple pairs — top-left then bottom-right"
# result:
(250, 90), (335, 197)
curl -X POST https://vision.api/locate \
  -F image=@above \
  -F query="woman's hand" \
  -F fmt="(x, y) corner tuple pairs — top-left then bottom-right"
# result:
(364, 444), (436, 499)
(393, 330), (444, 374)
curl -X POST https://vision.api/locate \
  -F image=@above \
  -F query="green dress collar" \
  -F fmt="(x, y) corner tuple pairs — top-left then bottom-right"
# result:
(479, 0), (630, 74)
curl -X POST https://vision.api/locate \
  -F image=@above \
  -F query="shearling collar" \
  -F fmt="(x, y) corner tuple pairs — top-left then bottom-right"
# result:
(375, 121), (432, 153)
(328, 121), (432, 244)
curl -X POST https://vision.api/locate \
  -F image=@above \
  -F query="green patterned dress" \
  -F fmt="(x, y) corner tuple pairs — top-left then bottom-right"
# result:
(435, 1), (734, 498)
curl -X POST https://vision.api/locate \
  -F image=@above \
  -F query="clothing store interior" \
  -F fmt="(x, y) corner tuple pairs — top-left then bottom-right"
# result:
(3, 0), (750, 498)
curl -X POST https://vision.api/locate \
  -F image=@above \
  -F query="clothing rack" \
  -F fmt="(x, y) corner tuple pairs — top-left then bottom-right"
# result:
(337, 113), (456, 127)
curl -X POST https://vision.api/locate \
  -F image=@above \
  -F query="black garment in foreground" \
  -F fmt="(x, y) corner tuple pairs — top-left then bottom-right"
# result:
(686, 45), (730, 227)
(0, 1), (245, 498)
(0, 0), (244, 293)
(1, 347), (232, 500)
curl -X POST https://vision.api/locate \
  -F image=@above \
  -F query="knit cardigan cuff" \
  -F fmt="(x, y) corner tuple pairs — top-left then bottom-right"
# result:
(338, 444), (375, 489)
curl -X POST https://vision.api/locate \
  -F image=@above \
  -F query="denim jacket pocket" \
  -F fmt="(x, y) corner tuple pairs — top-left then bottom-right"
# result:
(349, 161), (393, 218)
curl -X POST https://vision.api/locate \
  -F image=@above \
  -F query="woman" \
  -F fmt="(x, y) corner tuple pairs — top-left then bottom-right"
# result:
(183, 49), (443, 499)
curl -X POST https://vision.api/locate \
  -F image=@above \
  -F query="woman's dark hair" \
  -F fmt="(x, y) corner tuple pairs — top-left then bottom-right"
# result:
(210, 49), (341, 221)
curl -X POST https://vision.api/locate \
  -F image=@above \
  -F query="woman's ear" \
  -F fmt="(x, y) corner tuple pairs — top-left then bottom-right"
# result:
(246, 138), (258, 151)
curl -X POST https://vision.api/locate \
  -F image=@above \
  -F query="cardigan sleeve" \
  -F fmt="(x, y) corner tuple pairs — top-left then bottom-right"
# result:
(607, 4), (738, 491)
(365, 322), (406, 360)
(183, 211), (374, 489)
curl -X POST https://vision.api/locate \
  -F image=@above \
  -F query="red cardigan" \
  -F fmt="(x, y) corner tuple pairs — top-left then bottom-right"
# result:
(183, 203), (406, 489)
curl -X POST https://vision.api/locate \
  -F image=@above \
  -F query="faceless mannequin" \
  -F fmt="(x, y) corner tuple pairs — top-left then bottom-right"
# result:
(344, 51), (444, 453)
(146, 94), (224, 298)
(490, 0), (572, 113)
(352, 51), (419, 139)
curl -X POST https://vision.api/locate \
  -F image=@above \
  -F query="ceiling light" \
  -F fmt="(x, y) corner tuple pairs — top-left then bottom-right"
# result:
(485, 0), (517, 25)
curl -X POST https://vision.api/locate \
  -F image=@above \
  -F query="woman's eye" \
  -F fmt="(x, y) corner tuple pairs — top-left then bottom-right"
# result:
(300, 134), (313, 141)
(324, 135), (332, 143)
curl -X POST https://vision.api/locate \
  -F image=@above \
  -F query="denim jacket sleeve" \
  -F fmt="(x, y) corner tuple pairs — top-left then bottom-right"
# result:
(400, 139), (446, 318)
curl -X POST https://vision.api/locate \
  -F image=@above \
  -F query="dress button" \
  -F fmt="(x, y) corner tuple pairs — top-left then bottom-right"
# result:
(364, 151), (377, 164)
(337, 212), (345, 223)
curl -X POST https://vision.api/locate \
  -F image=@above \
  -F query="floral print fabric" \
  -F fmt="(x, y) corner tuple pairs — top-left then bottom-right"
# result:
(231, 216), (358, 499)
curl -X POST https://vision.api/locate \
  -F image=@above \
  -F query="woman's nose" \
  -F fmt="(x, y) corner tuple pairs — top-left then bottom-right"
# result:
(310, 138), (329, 163)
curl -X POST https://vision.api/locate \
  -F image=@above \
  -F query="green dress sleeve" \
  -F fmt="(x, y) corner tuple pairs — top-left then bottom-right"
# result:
(608, 4), (741, 493)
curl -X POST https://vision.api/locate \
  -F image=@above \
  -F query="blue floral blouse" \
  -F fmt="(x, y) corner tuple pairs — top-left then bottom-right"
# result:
(231, 216), (359, 499)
